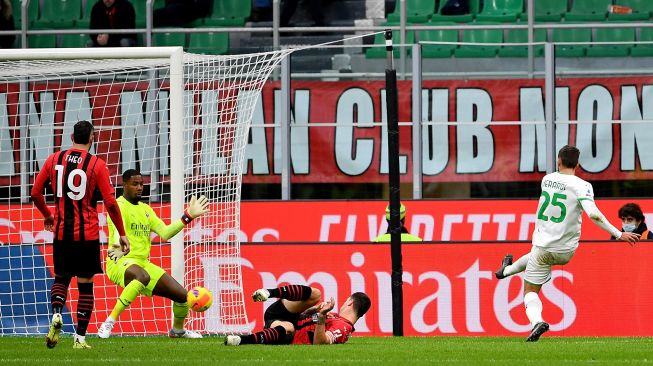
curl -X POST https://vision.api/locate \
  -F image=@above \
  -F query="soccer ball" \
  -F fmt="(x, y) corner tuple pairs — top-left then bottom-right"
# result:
(187, 287), (213, 312)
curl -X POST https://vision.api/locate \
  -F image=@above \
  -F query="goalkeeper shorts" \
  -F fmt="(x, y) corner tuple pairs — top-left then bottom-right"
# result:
(106, 256), (166, 297)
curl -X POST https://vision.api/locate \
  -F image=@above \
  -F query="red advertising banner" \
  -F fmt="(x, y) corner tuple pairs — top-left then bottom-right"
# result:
(38, 242), (653, 336)
(1, 77), (653, 184)
(2, 199), (652, 244)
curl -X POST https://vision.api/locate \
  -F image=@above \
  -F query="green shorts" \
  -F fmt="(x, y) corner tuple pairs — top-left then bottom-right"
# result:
(106, 256), (166, 297)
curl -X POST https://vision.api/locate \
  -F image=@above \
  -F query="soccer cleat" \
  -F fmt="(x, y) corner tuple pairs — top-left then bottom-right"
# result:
(168, 328), (203, 339)
(252, 288), (270, 302)
(72, 334), (92, 349)
(224, 335), (241, 346)
(526, 321), (550, 342)
(495, 254), (513, 279)
(45, 313), (63, 349)
(97, 319), (116, 339)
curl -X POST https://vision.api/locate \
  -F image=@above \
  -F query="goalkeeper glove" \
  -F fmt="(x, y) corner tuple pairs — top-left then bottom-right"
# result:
(107, 242), (125, 263)
(181, 195), (210, 224)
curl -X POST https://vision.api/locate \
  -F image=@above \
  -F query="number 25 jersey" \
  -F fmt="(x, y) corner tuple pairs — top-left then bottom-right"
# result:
(532, 172), (594, 253)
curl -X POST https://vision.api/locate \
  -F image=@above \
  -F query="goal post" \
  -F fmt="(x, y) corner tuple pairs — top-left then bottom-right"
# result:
(0, 46), (288, 335)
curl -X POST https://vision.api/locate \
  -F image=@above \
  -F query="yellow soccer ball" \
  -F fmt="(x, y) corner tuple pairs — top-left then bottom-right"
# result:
(187, 287), (213, 312)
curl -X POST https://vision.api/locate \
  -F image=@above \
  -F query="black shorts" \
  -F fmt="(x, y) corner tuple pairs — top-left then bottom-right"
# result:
(53, 239), (102, 278)
(264, 300), (300, 329)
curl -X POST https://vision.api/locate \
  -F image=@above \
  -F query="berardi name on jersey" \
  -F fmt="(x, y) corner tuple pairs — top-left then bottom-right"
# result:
(542, 178), (567, 191)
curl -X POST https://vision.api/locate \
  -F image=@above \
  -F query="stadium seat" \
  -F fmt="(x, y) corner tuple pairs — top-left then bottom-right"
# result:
(552, 27), (591, 57)
(203, 0), (251, 26)
(28, 35), (56, 48)
(565, 0), (610, 21)
(630, 26), (653, 56)
(419, 21), (458, 58)
(498, 28), (547, 57)
(152, 31), (186, 47)
(11, 0), (39, 28)
(387, 0), (437, 23)
(76, 0), (95, 28)
(33, 0), (82, 29)
(586, 27), (635, 57)
(609, 0), (653, 21)
(519, 0), (567, 22)
(60, 33), (90, 48)
(131, 0), (164, 28)
(454, 22), (503, 58)
(365, 23), (415, 58)
(476, 0), (523, 22)
(187, 32), (229, 55)
(431, 0), (480, 22)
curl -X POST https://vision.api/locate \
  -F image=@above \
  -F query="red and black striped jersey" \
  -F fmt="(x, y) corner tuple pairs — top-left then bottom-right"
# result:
(31, 148), (126, 242)
(291, 313), (354, 345)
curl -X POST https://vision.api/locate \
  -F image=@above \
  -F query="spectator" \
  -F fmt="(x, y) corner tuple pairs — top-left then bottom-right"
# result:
(373, 203), (423, 242)
(0, 0), (15, 48)
(88, 0), (137, 47)
(153, 0), (211, 27)
(251, 0), (272, 22)
(612, 203), (653, 240)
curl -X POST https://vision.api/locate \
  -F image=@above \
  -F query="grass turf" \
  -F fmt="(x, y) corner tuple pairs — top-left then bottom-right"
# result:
(1, 336), (653, 365)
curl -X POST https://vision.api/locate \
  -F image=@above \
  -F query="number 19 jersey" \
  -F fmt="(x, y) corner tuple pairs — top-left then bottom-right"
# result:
(532, 172), (594, 253)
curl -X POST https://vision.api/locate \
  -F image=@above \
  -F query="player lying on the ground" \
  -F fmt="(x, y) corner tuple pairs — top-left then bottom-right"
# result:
(495, 145), (640, 342)
(225, 284), (371, 345)
(97, 169), (210, 339)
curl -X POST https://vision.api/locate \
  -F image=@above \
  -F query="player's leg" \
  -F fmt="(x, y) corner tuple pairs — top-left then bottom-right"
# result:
(73, 276), (95, 349)
(148, 266), (201, 339)
(45, 274), (70, 348)
(496, 252), (530, 279)
(225, 321), (294, 346)
(252, 284), (321, 314)
(98, 262), (150, 338)
(523, 247), (552, 342)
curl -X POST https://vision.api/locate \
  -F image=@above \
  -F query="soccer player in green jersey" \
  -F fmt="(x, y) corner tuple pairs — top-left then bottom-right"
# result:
(98, 169), (210, 339)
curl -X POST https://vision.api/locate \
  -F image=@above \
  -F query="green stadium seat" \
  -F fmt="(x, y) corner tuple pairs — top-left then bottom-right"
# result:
(28, 34), (56, 48)
(609, 0), (653, 21)
(131, 0), (164, 28)
(11, 0), (39, 28)
(60, 33), (90, 48)
(387, 0), (437, 23)
(202, 0), (251, 26)
(565, 0), (610, 21)
(586, 27), (635, 57)
(630, 26), (653, 56)
(365, 24), (415, 59)
(33, 0), (82, 29)
(153, 31), (186, 47)
(498, 28), (547, 57)
(519, 0), (567, 22)
(552, 27), (591, 57)
(77, 0), (95, 28)
(454, 23), (503, 57)
(419, 22), (458, 58)
(187, 32), (229, 54)
(431, 0), (480, 22)
(476, 0), (523, 22)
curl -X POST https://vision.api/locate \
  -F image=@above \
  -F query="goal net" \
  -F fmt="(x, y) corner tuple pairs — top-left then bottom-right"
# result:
(0, 47), (288, 335)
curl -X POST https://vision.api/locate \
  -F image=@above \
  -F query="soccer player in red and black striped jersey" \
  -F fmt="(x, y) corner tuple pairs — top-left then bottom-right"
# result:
(31, 120), (130, 350)
(225, 285), (371, 346)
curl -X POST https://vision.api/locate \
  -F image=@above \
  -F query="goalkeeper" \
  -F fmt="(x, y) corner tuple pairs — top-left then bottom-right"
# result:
(98, 169), (210, 339)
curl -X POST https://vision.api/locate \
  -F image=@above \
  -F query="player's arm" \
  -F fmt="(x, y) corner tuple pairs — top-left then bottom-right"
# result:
(579, 199), (639, 244)
(30, 155), (54, 231)
(150, 195), (210, 240)
(313, 298), (336, 345)
(95, 161), (130, 252)
(106, 211), (126, 262)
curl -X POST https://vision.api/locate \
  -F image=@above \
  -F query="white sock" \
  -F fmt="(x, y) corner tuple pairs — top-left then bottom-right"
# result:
(105, 316), (116, 324)
(524, 291), (543, 327)
(74, 334), (86, 342)
(503, 254), (529, 277)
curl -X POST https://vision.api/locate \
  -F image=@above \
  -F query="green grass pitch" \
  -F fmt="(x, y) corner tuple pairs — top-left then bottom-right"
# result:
(1, 336), (653, 365)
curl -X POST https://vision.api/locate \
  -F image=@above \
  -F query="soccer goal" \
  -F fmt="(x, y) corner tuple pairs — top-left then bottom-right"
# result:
(0, 47), (288, 335)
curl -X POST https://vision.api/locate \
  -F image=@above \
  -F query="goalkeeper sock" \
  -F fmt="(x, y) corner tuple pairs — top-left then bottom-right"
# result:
(524, 291), (544, 327)
(240, 326), (287, 344)
(172, 302), (189, 330)
(50, 276), (71, 314)
(110, 280), (145, 320)
(268, 285), (312, 301)
(503, 253), (529, 277)
(76, 282), (94, 336)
